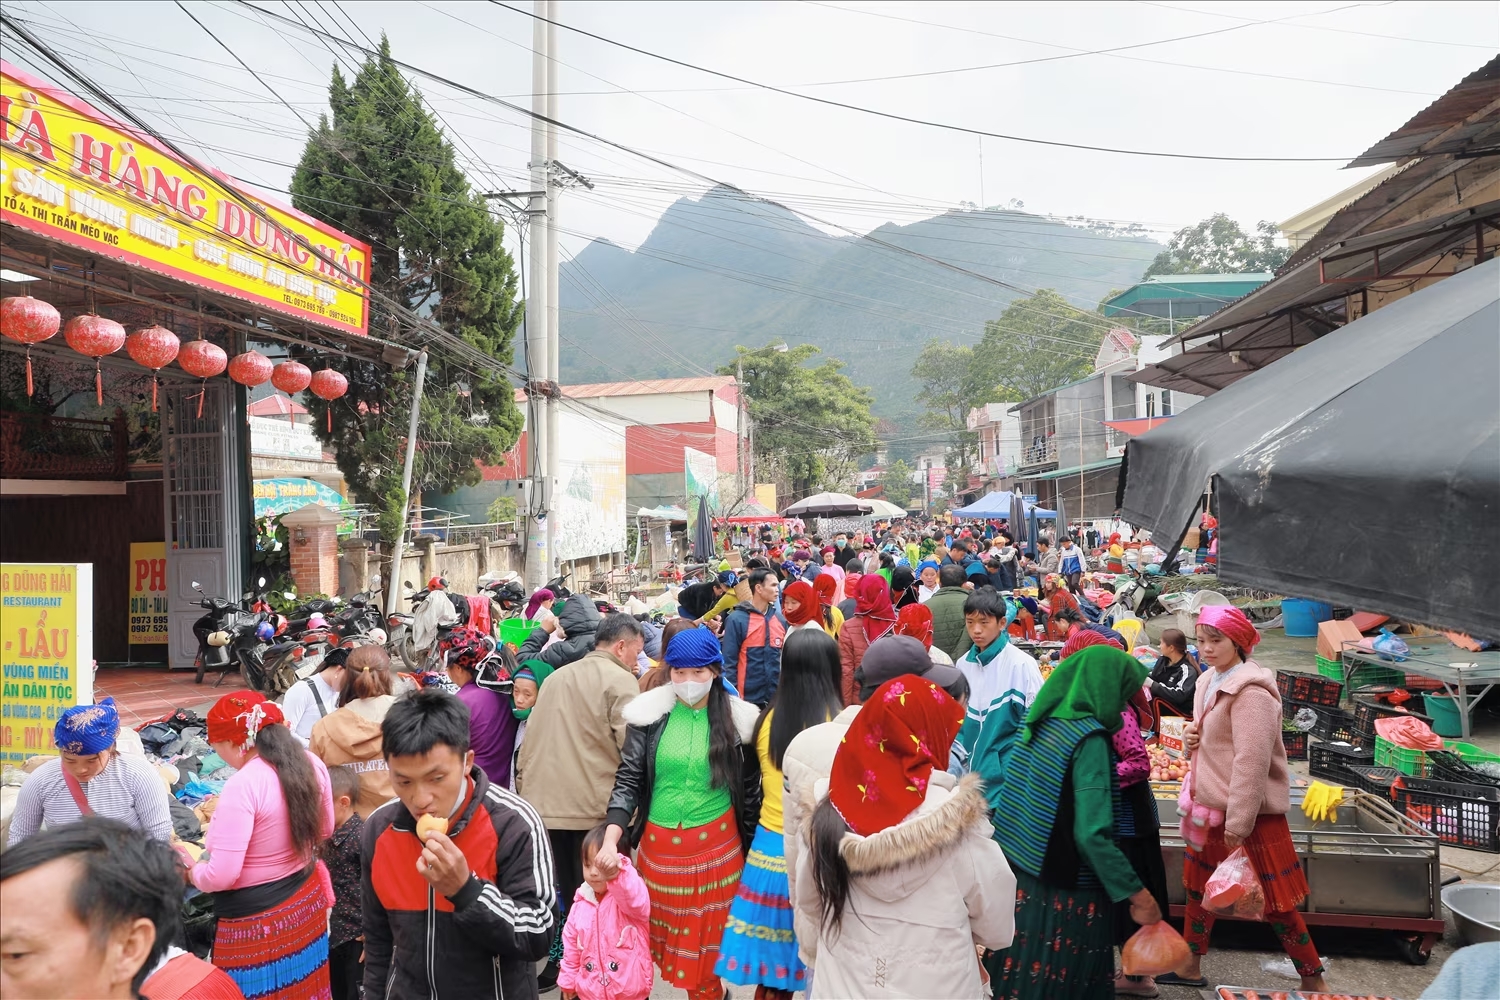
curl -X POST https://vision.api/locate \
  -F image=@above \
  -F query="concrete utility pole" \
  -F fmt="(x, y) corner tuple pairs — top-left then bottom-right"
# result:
(545, 1), (561, 583)
(386, 350), (429, 615)
(524, 0), (557, 592)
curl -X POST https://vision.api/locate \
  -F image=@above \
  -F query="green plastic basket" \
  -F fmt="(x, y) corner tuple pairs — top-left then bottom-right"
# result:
(1319, 654), (1406, 690)
(1449, 741), (1500, 771)
(1374, 735), (1430, 776)
(498, 618), (540, 648)
(1315, 655), (1342, 681)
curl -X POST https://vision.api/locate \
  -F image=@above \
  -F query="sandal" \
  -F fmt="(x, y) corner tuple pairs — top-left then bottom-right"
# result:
(1154, 972), (1209, 987)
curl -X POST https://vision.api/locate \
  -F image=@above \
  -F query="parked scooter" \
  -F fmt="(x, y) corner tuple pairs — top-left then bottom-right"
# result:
(189, 580), (273, 689)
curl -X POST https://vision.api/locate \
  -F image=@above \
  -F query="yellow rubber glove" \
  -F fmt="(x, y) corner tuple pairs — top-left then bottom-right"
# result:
(1322, 782), (1345, 822)
(1302, 781), (1345, 823)
(1302, 783), (1324, 822)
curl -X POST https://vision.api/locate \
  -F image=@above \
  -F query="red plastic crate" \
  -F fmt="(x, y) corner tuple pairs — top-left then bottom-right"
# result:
(1281, 729), (1309, 760)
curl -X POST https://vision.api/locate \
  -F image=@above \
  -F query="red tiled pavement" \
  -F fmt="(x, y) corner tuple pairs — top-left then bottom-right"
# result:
(94, 665), (233, 729)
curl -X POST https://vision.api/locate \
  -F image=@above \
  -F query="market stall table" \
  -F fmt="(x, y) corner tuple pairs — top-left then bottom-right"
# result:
(1341, 640), (1500, 739)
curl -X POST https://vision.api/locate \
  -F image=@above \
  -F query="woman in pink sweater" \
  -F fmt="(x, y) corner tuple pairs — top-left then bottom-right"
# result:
(1173, 608), (1326, 992)
(189, 691), (335, 998)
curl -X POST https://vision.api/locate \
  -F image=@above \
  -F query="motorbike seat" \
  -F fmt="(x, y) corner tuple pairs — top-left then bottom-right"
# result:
(264, 641), (302, 657)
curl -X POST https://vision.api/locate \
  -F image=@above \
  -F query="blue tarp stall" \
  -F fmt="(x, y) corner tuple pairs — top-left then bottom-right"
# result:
(952, 491), (1056, 519)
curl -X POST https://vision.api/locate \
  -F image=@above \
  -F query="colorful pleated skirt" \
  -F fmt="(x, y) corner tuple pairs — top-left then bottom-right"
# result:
(1184, 812), (1309, 914)
(212, 873), (332, 1000)
(637, 810), (744, 993)
(986, 871), (1115, 1000)
(714, 825), (807, 991)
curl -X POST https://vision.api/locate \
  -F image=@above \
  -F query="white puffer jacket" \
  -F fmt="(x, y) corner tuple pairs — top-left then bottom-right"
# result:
(792, 771), (1016, 1000)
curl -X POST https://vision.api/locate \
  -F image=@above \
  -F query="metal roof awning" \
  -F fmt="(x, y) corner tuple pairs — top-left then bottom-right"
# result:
(1130, 199), (1500, 396)
(1347, 55), (1500, 167)
(1021, 457), (1122, 481)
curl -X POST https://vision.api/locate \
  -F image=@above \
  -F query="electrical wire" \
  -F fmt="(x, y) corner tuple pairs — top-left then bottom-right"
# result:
(490, 0), (1356, 162)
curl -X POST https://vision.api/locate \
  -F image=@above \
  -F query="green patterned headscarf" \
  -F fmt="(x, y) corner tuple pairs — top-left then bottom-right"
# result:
(512, 659), (555, 720)
(1023, 645), (1148, 742)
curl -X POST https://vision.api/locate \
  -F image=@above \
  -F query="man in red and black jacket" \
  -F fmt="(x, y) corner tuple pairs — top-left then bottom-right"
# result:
(362, 689), (555, 1000)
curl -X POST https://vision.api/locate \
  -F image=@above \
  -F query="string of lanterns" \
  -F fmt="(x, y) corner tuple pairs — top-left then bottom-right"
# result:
(1, 295), (349, 420)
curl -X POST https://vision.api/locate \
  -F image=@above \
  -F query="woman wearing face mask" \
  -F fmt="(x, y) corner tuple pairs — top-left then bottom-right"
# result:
(507, 659), (554, 792)
(598, 629), (763, 1000)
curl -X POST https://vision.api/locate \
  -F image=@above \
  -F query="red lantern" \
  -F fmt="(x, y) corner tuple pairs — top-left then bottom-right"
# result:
(2, 295), (62, 396)
(270, 360), (312, 426)
(178, 340), (228, 418)
(63, 314), (127, 405)
(125, 325), (180, 410)
(227, 351), (273, 387)
(310, 367), (349, 432)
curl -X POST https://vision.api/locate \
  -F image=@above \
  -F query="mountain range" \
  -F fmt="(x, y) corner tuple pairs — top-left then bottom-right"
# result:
(558, 186), (1163, 429)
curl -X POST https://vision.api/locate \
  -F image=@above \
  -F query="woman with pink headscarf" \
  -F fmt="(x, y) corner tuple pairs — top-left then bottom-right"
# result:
(1170, 606), (1326, 992)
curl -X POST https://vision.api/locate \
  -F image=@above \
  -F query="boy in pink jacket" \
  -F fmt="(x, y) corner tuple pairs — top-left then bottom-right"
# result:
(560, 824), (653, 1000)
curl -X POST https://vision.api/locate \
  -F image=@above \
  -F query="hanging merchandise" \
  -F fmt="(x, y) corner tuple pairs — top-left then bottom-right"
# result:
(124, 325), (181, 410)
(177, 340), (228, 418)
(227, 350), (273, 388)
(270, 360), (312, 426)
(1, 295), (62, 395)
(62, 314), (127, 405)
(309, 367), (349, 432)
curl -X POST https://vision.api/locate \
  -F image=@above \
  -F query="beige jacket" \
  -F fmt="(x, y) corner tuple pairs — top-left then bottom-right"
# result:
(781, 703), (860, 957)
(309, 695), (395, 819)
(792, 772), (1015, 1000)
(516, 648), (638, 829)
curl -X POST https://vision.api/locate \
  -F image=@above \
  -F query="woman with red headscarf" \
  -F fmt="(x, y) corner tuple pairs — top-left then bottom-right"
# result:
(1170, 607), (1326, 991)
(781, 580), (825, 634)
(895, 603), (953, 666)
(793, 675), (1014, 999)
(190, 690), (336, 998)
(836, 575), (897, 706)
(811, 573), (845, 636)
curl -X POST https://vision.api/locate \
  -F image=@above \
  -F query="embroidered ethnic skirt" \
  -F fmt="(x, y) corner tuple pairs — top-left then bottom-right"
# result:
(986, 871), (1115, 1000)
(1183, 812), (1309, 914)
(714, 825), (807, 991)
(212, 873), (332, 1000)
(637, 809), (744, 993)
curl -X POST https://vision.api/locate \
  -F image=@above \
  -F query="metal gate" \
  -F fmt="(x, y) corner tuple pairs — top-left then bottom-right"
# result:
(163, 381), (247, 670)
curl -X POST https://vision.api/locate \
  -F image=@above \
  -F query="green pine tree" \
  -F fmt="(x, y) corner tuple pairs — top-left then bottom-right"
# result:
(290, 37), (523, 541)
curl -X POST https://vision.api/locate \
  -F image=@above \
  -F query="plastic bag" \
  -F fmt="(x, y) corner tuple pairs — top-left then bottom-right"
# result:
(1372, 627), (1410, 662)
(1121, 921), (1192, 977)
(1203, 846), (1266, 920)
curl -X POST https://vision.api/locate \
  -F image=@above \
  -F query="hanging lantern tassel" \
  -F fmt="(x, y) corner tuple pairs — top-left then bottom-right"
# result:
(63, 314), (127, 407)
(26, 350), (34, 396)
(95, 361), (104, 405)
(176, 339), (227, 420)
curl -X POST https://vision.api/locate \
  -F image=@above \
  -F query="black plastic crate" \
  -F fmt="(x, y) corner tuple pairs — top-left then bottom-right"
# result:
(1344, 764), (1401, 799)
(1428, 750), (1500, 789)
(1351, 696), (1433, 742)
(1282, 729), (1309, 760)
(1277, 669), (1342, 708)
(1308, 739), (1374, 784)
(1391, 776), (1500, 853)
(1284, 700), (1366, 748)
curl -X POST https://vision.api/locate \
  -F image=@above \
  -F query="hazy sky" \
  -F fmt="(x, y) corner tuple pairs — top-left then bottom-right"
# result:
(5, 0), (1496, 264)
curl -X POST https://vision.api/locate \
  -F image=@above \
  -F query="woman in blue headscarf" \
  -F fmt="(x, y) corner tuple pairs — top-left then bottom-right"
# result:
(6, 698), (174, 844)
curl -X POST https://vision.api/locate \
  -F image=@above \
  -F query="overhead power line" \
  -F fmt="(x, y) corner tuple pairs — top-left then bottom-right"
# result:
(489, 0), (1352, 162)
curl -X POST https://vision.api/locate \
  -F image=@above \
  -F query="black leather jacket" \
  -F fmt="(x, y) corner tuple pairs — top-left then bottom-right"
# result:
(604, 709), (763, 853)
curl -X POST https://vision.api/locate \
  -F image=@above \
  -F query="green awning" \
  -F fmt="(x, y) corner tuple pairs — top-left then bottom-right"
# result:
(1020, 457), (1123, 481)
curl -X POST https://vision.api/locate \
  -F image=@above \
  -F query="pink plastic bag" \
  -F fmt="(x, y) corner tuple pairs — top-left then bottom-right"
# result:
(1203, 846), (1265, 920)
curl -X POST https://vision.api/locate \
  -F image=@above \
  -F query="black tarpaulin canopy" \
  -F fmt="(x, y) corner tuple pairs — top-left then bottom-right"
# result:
(1118, 258), (1500, 636)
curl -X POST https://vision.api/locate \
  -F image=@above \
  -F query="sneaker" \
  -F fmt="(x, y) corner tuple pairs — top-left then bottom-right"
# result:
(1114, 970), (1159, 997)
(537, 959), (560, 993)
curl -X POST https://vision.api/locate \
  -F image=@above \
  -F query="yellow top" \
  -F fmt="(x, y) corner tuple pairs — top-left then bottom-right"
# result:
(699, 591), (740, 623)
(756, 708), (784, 834)
(826, 605), (845, 636)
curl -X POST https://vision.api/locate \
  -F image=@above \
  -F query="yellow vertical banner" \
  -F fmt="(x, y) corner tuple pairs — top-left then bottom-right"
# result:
(0, 563), (94, 763)
(128, 542), (168, 644)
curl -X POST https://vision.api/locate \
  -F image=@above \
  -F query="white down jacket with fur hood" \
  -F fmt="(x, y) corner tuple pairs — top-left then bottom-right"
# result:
(792, 770), (1015, 1000)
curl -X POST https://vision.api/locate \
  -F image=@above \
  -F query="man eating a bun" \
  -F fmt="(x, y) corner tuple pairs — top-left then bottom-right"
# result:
(361, 689), (556, 999)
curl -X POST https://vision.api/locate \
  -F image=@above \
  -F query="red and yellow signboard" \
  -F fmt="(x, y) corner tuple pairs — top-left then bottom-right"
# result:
(0, 61), (370, 335)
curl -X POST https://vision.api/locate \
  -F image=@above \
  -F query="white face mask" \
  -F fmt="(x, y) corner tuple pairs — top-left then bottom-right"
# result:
(673, 678), (714, 705)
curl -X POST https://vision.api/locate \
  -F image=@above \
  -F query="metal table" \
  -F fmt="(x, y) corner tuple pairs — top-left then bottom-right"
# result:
(1341, 640), (1500, 738)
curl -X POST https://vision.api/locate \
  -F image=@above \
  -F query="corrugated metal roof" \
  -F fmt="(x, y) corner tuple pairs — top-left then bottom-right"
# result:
(564, 376), (735, 398)
(1021, 458), (1122, 481)
(1348, 55), (1500, 167)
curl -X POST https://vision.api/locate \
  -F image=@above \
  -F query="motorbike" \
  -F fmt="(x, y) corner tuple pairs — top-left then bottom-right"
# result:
(1109, 569), (1166, 623)
(189, 580), (273, 689)
(262, 592), (387, 685)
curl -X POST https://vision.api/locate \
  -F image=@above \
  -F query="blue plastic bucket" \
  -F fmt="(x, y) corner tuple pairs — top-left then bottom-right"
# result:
(1281, 598), (1334, 637)
(1424, 694), (1465, 738)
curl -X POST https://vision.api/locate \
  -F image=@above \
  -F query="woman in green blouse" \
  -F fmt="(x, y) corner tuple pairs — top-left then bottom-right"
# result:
(599, 627), (762, 1000)
(986, 645), (1162, 1000)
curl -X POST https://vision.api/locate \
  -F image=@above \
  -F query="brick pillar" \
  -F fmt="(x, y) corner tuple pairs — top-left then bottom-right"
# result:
(283, 503), (344, 598)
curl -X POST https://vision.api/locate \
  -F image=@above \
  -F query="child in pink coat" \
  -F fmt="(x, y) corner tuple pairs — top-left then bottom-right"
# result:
(559, 824), (653, 1000)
